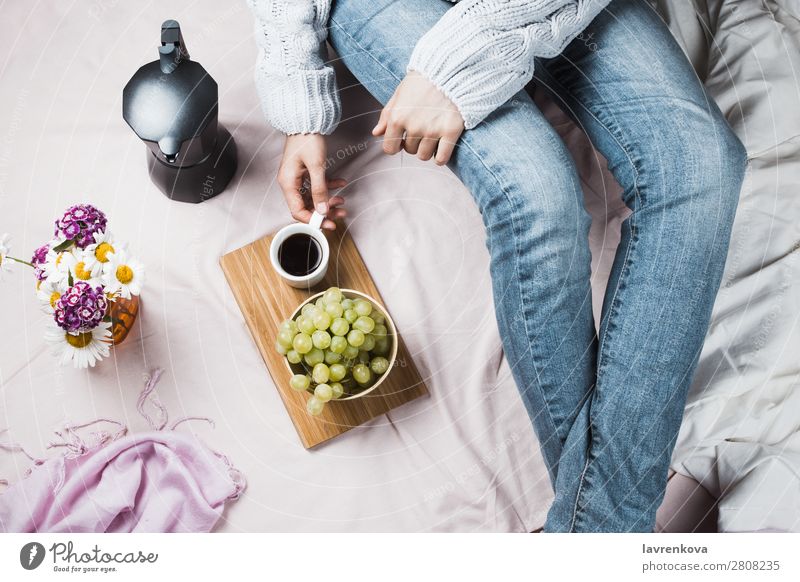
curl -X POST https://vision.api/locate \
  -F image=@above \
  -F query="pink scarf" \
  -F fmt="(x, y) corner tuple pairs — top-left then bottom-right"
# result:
(0, 370), (245, 533)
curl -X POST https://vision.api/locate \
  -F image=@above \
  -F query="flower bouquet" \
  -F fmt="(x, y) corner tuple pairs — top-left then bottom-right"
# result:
(0, 204), (145, 368)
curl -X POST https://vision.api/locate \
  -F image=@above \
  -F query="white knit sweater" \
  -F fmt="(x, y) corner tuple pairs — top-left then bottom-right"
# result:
(247, 0), (611, 135)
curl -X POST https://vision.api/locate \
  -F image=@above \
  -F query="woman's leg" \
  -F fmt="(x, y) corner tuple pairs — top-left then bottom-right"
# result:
(328, 0), (598, 487)
(533, 0), (748, 531)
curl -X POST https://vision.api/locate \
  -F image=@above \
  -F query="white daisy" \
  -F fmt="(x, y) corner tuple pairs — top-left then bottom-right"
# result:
(102, 249), (145, 299)
(45, 321), (112, 369)
(68, 247), (104, 288)
(83, 230), (126, 277)
(43, 247), (76, 288)
(36, 278), (63, 314)
(0, 233), (13, 280)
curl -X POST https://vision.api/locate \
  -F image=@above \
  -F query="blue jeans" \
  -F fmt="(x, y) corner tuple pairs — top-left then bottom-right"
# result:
(328, 0), (747, 532)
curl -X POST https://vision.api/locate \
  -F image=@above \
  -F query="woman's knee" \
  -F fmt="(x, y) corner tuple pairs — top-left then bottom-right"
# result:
(690, 120), (747, 232)
(691, 116), (748, 196)
(635, 105), (747, 220)
(462, 146), (588, 243)
(453, 138), (591, 265)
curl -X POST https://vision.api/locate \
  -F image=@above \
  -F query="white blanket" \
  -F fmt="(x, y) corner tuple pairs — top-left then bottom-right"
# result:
(661, 0), (800, 532)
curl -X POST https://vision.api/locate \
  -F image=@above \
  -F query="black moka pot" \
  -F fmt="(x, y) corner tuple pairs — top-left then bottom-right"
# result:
(123, 20), (237, 203)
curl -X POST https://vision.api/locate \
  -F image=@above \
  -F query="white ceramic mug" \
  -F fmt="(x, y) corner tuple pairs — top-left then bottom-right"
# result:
(269, 212), (330, 289)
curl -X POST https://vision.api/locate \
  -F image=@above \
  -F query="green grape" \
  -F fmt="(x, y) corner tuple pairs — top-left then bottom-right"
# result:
(306, 396), (325, 416)
(343, 308), (358, 324)
(312, 363), (330, 384)
(353, 316), (375, 334)
(342, 344), (359, 360)
(330, 318), (350, 336)
(274, 340), (288, 355)
(280, 319), (298, 335)
(277, 328), (295, 348)
(290, 374), (310, 392)
(352, 363), (372, 385)
(360, 334), (376, 352)
(296, 314), (315, 335)
(304, 347), (324, 366)
(373, 336), (390, 356)
(325, 302), (344, 318)
(357, 350), (370, 363)
(341, 298), (354, 310)
(292, 333), (313, 354)
(329, 363), (347, 382)
(311, 330), (331, 349)
(372, 324), (388, 338)
(312, 310), (332, 331)
(315, 297), (326, 310)
(323, 287), (343, 304)
(330, 382), (344, 399)
(347, 329), (365, 347)
(301, 303), (317, 318)
(354, 299), (373, 317)
(372, 313), (385, 326)
(329, 336), (348, 354)
(286, 350), (302, 364)
(314, 383), (333, 403)
(370, 357), (390, 375)
(324, 350), (342, 365)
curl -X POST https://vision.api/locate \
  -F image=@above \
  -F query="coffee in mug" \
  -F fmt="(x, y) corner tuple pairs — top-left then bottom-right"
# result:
(269, 211), (330, 288)
(277, 233), (322, 277)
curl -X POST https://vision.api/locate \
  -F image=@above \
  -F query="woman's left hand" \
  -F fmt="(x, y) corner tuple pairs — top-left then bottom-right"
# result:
(372, 71), (465, 166)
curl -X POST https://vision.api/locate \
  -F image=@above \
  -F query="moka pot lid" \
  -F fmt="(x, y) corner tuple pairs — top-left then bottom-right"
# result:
(122, 20), (218, 166)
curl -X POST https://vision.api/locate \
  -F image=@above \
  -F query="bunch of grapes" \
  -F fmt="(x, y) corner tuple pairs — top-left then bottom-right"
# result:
(275, 287), (392, 416)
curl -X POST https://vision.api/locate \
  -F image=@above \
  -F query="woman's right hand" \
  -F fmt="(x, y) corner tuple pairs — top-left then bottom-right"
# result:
(277, 133), (347, 230)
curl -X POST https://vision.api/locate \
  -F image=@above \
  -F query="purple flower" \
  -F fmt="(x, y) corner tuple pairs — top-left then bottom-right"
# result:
(53, 204), (107, 249)
(31, 242), (50, 281)
(53, 281), (108, 332)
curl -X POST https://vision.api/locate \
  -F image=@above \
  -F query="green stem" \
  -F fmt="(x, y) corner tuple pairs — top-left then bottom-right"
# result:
(8, 256), (34, 268)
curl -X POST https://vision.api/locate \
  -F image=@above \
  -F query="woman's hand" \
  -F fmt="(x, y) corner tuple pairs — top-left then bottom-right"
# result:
(372, 70), (465, 165)
(277, 133), (347, 230)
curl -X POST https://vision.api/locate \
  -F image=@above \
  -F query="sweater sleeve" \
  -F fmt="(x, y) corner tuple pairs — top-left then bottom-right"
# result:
(247, 0), (341, 135)
(407, 0), (612, 130)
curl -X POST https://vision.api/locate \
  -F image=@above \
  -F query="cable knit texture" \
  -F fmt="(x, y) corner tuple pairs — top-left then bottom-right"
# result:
(247, 0), (341, 135)
(248, 0), (611, 134)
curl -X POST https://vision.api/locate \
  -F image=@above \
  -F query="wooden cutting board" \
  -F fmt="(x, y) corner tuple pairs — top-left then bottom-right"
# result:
(220, 224), (429, 449)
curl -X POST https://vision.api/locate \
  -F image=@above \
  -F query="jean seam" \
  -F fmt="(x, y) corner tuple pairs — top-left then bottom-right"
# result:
(539, 75), (646, 531)
(533, 70), (645, 364)
(569, 223), (639, 531)
(458, 139), (564, 464)
(569, 442), (593, 531)
(329, 16), (406, 87)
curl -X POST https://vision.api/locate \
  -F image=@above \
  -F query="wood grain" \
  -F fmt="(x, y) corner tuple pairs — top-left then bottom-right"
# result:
(220, 225), (429, 449)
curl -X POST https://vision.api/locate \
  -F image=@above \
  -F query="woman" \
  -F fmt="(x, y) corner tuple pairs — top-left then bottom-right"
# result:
(247, 0), (747, 532)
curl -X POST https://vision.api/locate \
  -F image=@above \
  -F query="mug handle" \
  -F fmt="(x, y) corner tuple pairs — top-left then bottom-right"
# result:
(308, 210), (325, 230)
